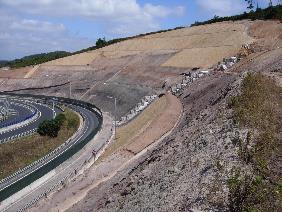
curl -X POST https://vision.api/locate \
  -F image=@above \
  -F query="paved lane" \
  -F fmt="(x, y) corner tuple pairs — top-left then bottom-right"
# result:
(0, 97), (103, 212)
(0, 100), (61, 141)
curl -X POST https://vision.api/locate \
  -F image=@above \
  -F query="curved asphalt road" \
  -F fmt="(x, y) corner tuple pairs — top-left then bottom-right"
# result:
(0, 102), (33, 128)
(0, 99), (101, 211)
(0, 99), (61, 141)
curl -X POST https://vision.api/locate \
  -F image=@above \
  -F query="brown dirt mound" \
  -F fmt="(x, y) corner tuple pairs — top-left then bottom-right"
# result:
(248, 20), (282, 49)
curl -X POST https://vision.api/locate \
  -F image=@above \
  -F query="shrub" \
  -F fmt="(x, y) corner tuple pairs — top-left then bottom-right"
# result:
(191, 5), (282, 27)
(37, 119), (60, 137)
(228, 96), (240, 109)
(54, 113), (66, 126)
(228, 73), (281, 211)
(65, 110), (79, 130)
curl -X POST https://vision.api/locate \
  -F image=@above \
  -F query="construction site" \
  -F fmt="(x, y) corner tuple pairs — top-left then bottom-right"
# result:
(0, 18), (281, 211)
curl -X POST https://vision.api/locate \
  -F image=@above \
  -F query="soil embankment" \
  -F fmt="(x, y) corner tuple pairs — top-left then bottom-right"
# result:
(0, 21), (254, 119)
(31, 93), (182, 211)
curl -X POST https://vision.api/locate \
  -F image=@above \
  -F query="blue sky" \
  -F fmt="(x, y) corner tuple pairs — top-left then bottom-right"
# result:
(0, 0), (276, 60)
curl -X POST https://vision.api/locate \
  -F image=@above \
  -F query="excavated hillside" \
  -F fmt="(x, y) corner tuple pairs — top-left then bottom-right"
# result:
(0, 20), (257, 119)
(63, 20), (281, 211)
(0, 20), (281, 211)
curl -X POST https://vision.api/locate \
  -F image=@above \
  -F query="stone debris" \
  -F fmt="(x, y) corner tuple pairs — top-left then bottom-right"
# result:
(117, 95), (157, 126)
(215, 43), (254, 72)
(171, 70), (211, 95)
(216, 55), (240, 71)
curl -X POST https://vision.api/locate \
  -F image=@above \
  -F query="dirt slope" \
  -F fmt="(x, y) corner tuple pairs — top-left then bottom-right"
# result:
(0, 19), (280, 211)
(66, 34), (282, 212)
(0, 21), (256, 119)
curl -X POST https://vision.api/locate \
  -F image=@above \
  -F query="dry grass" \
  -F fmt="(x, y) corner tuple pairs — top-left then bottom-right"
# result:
(228, 73), (282, 211)
(44, 51), (98, 66)
(41, 22), (253, 69)
(99, 96), (167, 160)
(162, 46), (240, 68)
(0, 108), (79, 180)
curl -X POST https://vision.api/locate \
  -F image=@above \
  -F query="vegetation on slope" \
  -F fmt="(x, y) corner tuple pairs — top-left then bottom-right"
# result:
(37, 113), (67, 138)
(0, 108), (79, 180)
(191, 4), (282, 27)
(98, 95), (167, 162)
(1, 4), (280, 69)
(1, 51), (71, 69)
(228, 73), (281, 211)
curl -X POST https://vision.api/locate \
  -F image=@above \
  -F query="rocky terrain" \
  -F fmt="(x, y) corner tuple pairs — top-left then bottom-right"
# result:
(0, 21), (256, 119)
(64, 21), (281, 211)
(0, 19), (281, 211)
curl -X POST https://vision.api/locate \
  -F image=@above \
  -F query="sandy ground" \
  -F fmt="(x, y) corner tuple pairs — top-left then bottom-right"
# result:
(20, 22), (252, 72)
(24, 65), (40, 78)
(100, 95), (168, 160)
(0, 67), (31, 79)
(30, 93), (182, 212)
(248, 20), (282, 49)
(126, 93), (182, 154)
(162, 45), (241, 68)
(44, 52), (99, 66)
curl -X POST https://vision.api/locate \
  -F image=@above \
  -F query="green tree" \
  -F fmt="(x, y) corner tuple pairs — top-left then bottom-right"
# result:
(54, 113), (66, 126)
(37, 113), (66, 138)
(96, 37), (107, 49)
(37, 119), (60, 137)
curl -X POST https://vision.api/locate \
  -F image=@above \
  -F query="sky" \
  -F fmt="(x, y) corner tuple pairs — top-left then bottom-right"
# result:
(0, 0), (277, 60)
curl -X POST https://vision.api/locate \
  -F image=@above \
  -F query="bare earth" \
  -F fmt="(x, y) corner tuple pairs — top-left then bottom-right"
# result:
(1, 20), (281, 211)
(0, 21), (256, 119)
(30, 93), (182, 212)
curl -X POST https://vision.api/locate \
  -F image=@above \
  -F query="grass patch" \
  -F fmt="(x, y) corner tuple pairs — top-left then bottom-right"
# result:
(228, 73), (282, 211)
(99, 96), (167, 161)
(0, 108), (80, 180)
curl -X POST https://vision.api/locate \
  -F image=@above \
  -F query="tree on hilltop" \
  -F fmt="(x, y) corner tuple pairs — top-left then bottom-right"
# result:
(96, 37), (107, 49)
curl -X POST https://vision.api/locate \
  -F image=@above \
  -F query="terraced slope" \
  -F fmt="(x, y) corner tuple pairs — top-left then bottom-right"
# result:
(1, 20), (280, 119)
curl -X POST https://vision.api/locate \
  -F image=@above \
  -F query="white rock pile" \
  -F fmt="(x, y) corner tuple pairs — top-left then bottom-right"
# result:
(171, 70), (210, 95)
(117, 95), (157, 126)
(216, 56), (238, 71)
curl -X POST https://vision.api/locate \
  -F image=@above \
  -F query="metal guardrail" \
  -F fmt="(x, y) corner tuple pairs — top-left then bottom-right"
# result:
(18, 121), (113, 212)
(0, 92), (103, 202)
(0, 103), (37, 129)
(0, 129), (37, 144)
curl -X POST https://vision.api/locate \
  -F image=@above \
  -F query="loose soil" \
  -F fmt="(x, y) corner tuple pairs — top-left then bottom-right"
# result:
(30, 93), (182, 212)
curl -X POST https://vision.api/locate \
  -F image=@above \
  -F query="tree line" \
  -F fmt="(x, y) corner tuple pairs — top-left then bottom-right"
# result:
(1, 3), (281, 69)
(191, 4), (281, 27)
(0, 51), (71, 69)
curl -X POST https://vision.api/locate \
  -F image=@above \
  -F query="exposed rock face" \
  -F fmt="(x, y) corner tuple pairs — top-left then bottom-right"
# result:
(38, 20), (282, 211)
(67, 73), (251, 211)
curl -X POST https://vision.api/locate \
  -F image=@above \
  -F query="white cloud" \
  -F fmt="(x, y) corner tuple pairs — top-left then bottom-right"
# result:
(10, 19), (66, 33)
(0, 0), (185, 35)
(144, 4), (185, 18)
(0, 0), (186, 59)
(0, 0), (183, 18)
(196, 0), (248, 16)
(0, 13), (93, 59)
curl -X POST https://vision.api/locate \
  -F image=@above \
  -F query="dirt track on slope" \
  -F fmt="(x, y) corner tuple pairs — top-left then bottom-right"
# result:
(30, 93), (182, 212)
(126, 93), (182, 154)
